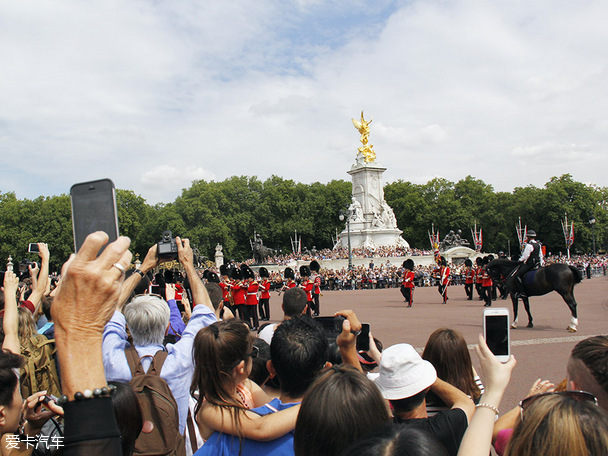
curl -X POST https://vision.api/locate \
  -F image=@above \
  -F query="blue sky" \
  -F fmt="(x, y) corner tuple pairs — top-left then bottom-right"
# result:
(1, 0), (607, 204)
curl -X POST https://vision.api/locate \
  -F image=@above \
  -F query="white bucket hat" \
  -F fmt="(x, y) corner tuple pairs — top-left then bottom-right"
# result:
(374, 343), (437, 400)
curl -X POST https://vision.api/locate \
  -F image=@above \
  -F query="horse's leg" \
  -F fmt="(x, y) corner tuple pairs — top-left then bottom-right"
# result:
(523, 297), (533, 327)
(561, 291), (578, 332)
(510, 294), (519, 329)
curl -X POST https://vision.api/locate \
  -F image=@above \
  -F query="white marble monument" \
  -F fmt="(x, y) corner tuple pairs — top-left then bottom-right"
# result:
(334, 112), (409, 250)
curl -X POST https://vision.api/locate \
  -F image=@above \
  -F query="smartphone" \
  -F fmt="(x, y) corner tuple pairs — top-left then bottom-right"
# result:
(70, 179), (119, 253)
(28, 243), (40, 253)
(314, 316), (370, 351)
(483, 307), (510, 362)
(356, 323), (370, 352)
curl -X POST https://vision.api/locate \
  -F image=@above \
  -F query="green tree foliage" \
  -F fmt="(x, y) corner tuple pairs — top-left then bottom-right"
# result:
(1, 174), (606, 268)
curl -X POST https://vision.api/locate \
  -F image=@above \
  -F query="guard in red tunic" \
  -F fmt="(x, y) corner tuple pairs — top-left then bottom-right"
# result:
(475, 257), (484, 300)
(299, 265), (314, 317)
(437, 256), (450, 304)
(258, 267), (271, 321)
(310, 260), (322, 316)
(242, 264), (260, 330)
(230, 266), (246, 321)
(219, 264), (232, 313)
(400, 259), (415, 307)
(481, 257), (493, 307)
(280, 267), (297, 293)
(464, 259), (475, 300)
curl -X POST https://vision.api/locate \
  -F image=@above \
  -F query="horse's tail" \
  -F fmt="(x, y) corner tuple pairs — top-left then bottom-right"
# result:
(569, 265), (583, 284)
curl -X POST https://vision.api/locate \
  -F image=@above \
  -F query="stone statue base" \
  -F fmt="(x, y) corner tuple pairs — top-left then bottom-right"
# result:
(334, 161), (409, 250)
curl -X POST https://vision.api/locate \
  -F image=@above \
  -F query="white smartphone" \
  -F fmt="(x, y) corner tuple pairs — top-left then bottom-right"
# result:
(483, 307), (510, 362)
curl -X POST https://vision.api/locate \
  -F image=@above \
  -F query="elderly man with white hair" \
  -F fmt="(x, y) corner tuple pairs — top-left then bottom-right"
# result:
(102, 237), (217, 433)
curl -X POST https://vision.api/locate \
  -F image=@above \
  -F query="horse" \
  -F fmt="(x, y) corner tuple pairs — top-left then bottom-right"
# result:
(485, 259), (583, 332)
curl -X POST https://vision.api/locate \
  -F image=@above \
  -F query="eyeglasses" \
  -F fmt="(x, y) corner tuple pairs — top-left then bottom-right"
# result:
(519, 391), (598, 421)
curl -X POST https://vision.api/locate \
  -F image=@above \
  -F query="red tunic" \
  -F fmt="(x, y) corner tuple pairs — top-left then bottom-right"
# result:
(313, 275), (321, 295)
(219, 281), (230, 301)
(403, 270), (415, 288)
(465, 269), (475, 284)
(245, 280), (259, 305)
(475, 267), (484, 284)
(259, 280), (271, 299)
(301, 280), (314, 301)
(439, 266), (451, 286)
(231, 281), (246, 305)
(286, 280), (296, 289)
(481, 270), (493, 287)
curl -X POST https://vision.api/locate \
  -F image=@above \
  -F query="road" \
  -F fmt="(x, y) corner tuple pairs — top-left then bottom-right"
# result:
(264, 275), (608, 412)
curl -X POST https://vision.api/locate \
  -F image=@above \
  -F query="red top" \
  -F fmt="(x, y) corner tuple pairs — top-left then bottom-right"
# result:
(313, 275), (321, 295)
(231, 281), (246, 305)
(301, 281), (314, 301)
(475, 267), (484, 284)
(286, 280), (296, 289)
(245, 280), (259, 305)
(219, 281), (230, 301)
(481, 270), (493, 287)
(439, 266), (451, 286)
(403, 271), (415, 288)
(259, 280), (271, 299)
(465, 269), (475, 284)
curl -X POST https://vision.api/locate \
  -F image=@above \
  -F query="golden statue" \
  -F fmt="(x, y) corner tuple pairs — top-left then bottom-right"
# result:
(351, 111), (376, 163)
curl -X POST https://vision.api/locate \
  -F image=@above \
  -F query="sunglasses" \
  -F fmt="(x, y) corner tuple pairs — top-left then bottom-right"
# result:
(519, 391), (598, 421)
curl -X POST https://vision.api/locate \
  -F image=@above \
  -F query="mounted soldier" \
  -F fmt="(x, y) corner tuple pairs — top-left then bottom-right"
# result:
(505, 230), (544, 298)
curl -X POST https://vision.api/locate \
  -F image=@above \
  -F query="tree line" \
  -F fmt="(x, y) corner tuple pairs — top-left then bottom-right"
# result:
(1, 173), (605, 272)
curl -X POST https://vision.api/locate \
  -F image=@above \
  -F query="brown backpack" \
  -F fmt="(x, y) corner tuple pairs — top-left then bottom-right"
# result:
(20, 334), (62, 399)
(126, 347), (186, 456)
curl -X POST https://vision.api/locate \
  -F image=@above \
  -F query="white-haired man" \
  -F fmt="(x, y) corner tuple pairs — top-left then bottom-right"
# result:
(102, 237), (217, 433)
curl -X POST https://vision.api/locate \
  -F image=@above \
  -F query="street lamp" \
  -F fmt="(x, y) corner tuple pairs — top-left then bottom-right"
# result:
(339, 209), (353, 270)
(589, 215), (596, 255)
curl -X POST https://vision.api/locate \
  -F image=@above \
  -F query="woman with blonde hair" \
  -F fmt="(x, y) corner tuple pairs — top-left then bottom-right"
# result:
(505, 391), (608, 456)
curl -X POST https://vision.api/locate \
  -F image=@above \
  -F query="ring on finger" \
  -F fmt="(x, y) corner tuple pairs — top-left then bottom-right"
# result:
(112, 263), (126, 274)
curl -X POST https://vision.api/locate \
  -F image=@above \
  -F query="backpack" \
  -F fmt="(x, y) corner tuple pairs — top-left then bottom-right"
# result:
(20, 334), (62, 399)
(126, 346), (186, 456)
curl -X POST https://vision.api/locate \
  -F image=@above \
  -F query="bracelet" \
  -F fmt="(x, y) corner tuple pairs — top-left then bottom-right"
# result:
(57, 384), (116, 405)
(476, 403), (499, 415)
(134, 269), (145, 278)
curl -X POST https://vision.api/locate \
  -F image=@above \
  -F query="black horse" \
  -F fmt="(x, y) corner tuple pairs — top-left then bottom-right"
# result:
(485, 259), (583, 332)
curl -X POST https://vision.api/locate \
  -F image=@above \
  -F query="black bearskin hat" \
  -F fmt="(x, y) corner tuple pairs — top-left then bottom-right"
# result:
(299, 265), (311, 277)
(464, 259), (473, 267)
(259, 267), (269, 278)
(309, 260), (320, 272)
(403, 259), (415, 270)
(284, 267), (295, 279)
(241, 264), (255, 280)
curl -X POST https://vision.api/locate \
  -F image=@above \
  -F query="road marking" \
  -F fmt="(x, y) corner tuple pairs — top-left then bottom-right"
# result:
(414, 334), (602, 354)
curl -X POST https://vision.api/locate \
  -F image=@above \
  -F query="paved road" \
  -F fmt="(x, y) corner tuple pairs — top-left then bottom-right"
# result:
(264, 275), (608, 411)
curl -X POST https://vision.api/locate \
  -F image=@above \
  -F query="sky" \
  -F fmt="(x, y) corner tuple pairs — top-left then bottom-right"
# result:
(2, 0), (608, 204)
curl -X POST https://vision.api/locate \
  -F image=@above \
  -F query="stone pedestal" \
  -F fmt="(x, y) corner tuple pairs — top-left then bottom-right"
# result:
(335, 160), (409, 249)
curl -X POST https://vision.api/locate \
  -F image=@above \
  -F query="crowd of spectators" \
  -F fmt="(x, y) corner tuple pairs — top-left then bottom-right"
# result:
(0, 234), (607, 455)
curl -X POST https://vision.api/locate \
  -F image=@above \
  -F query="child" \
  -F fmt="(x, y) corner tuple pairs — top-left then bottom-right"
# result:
(191, 320), (299, 444)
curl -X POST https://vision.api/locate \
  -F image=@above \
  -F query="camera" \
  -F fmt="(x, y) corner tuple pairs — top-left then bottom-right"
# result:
(157, 231), (178, 260)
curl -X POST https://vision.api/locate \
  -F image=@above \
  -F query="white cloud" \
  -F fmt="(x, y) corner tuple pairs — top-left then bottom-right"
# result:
(2, 0), (608, 204)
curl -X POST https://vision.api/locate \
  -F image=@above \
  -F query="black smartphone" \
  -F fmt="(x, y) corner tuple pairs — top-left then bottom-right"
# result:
(356, 323), (371, 352)
(28, 243), (40, 253)
(70, 179), (119, 253)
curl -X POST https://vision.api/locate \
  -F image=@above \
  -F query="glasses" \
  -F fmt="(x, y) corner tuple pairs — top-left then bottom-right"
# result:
(519, 391), (598, 421)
